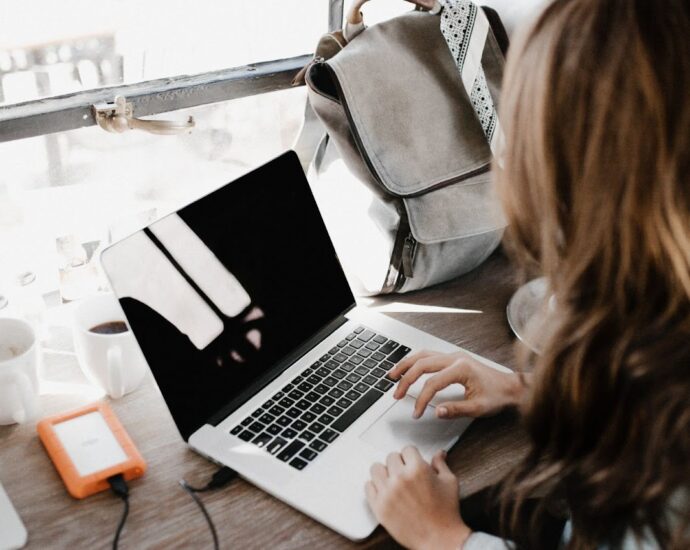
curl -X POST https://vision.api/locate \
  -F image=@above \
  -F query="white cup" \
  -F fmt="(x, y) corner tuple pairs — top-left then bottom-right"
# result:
(73, 294), (147, 399)
(0, 317), (40, 425)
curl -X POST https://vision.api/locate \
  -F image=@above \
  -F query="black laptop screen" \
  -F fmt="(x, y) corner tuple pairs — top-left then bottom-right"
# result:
(103, 151), (355, 440)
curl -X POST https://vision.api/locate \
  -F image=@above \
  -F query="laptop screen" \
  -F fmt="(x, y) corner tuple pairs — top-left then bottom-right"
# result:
(101, 151), (355, 440)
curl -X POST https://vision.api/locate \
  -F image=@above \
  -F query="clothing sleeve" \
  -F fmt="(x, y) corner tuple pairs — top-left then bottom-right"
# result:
(343, 18), (366, 42)
(464, 532), (514, 550)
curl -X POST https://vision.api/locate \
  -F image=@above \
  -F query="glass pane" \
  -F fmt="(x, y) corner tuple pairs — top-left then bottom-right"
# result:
(0, 0), (328, 105)
(0, 87), (307, 303)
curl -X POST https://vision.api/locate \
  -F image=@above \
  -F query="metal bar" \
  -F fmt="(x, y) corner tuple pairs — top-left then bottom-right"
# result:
(328, 0), (344, 32)
(0, 54), (311, 143)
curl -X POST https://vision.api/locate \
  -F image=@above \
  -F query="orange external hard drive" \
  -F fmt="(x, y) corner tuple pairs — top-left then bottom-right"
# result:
(37, 401), (146, 499)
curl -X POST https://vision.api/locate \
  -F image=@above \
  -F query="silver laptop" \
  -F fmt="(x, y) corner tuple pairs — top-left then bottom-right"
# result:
(101, 151), (509, 540)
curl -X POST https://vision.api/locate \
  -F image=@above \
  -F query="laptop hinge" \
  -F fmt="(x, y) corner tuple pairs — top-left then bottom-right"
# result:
(205, 304), (355, 430)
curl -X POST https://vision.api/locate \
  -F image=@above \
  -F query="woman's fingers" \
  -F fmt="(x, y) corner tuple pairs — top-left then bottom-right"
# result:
(388, 350), (438, 381)
(370, 462), (389, 491)
(436, 399), (482, 419)
(392, 354), (455, 399)
(364, 480), (378, 508)
(412, 362), (471, 418)
(400, 445), (424, 467)
(386, 452), (405, 475)
(431, 450), (453, 477)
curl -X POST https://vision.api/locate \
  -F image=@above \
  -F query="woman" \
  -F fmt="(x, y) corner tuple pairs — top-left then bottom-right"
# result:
(366, 0), (690, 548)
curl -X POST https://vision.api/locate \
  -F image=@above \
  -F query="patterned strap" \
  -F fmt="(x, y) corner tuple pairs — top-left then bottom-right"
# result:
(439, 0), (504, 160)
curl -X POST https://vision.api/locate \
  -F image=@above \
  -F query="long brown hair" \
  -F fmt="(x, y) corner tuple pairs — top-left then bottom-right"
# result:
(496, 0), (690, 548)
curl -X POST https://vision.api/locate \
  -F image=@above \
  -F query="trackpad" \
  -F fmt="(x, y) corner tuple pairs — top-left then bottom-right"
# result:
(360, 396), (472, 458)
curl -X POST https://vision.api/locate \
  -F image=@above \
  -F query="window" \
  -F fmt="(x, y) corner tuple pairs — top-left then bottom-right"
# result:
(0, 0), (410, 304)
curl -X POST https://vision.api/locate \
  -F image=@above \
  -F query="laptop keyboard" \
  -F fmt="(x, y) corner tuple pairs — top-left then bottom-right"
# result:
(229, 326), (411, 471)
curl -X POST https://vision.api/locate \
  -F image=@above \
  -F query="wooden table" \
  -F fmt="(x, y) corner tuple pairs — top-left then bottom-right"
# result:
(0, 251), (529, 549)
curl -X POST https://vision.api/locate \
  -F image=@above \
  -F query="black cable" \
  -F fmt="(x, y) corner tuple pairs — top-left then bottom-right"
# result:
(108, 474), (130, 550)
(179, 466), (238, 550)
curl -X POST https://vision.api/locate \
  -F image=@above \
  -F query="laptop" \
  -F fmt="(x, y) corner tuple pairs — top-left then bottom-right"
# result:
(100, 150), (510, 540)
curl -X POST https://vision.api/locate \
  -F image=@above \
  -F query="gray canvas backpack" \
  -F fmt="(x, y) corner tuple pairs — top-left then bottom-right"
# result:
(299, 8), (508, 295)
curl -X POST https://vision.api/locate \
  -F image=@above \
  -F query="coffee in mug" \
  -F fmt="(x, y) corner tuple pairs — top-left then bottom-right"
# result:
(89, 321), (128, 335)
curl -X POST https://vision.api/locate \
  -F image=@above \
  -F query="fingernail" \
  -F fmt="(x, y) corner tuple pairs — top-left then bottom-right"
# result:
(413, 410), (421, 419)
(437, 407), (448, 418)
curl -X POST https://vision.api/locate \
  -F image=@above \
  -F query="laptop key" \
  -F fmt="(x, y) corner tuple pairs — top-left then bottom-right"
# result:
(345, 373), (361, 383)
(238, 430), (254, 442)
(306, 375), (321, 385)
(332, 389), (384, 432)
(337, 339), (349, 347)
(300, 430), (316, 442)
(387, 346), (412, 364)
(301, 411), (317, 423)
(310, 440), (327, 452)
(372, 352), (386, 362)
(354, 382), (369, 394)
(319, 414), (335, 425)
(375, 379), (395, 392)
(353, 327), (364, 334)
(240, 417), (252, 426)
(320, 395), (335, 406)
(325, 360), (340, 370)
(259, 413), (275, 425)
(289, 458), (309, 470)
(322, 376), (337, 387)
(332, 369), (346, 380)
(267, 424), (282, 435)
(379, 341), (399, 355)
(311, 403), (326, 414)
(350, 355), (363, 365)
(269, 405), (286, 417)
(230, 425), (243, 435)
(328, 387), (344, 398)
(305, 392), (320, 403)
(292, 420), (308, 431)
(365, 341), (379, 351)
(310, 422), (326, 434)
(302, 368), (314, 377)
(299, 448), (318, 461)
(314, 383), (329, 394)
(356, 348), (372, 358)
(381, 360), (394, 370)
(363, 375), (378, 386)
(263, 399), (276, 409)
(267, 437), (288, 455)
(286, 407), (302, 418)
(354, 366), (369, 376)
(296, 399), (311, 410)
(310, 361), (321, 369)
(327, 405), (344, 417)
(345, 390), (361, 401)
(277, 440), (305, 462)
(321, 429), (339, 443)
(315, 367), (330, 378)
(333, 353), (348, 363)
(358, 329), (375, 341)
(336, 397), (353, 409)
(345, 333), (356, 341)
(341, 346), (356, 356)
(293, 374), (305, 384)
(251, 409), (263, 418)
(340, 362), (355, 372)
(373, 335), (387, 344)
(278, 397), (295, 408)
(320, 354), (330, 362)
(337, 380), (353, 391)
(282, 428), (299, 439)
(350, 340), (364, 350)
(287, 389), (304, 400)
(253, 433), (273, 448)
(276, 416), (292, 427)
(329, 346), (339, 355)
(363, 358), (378, 369)
(371, 367), (387, 378)
(284, 383), (295, 392)
(249, 421), (266, 433)
(297, 382), (314, 392)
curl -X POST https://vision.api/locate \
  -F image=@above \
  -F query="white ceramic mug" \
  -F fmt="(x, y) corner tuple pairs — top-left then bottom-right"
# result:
(73, 294), (147, 399)
(0, 317), (40, 425)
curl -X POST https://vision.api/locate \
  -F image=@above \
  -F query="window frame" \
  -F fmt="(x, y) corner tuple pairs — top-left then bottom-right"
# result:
(0, 0), (343, 143)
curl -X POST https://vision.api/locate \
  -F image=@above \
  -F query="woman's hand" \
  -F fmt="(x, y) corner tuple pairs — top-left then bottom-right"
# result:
(388, 350), (527, 419)
(365, 447), (471, 550)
